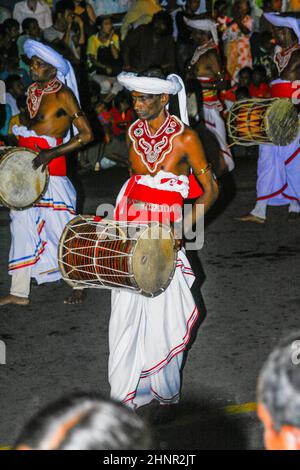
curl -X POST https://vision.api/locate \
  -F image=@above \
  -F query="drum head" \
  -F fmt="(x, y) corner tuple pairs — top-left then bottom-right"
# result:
(267, 99), (299, 146)
(132, 224), (176, 296)
(0, 148), (49, 210)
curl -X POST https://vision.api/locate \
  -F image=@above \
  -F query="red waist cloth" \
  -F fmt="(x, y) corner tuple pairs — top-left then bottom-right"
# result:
(116, 177), (185, 223)
(18, 135), (66, 176)
(271, 81), (300, 99)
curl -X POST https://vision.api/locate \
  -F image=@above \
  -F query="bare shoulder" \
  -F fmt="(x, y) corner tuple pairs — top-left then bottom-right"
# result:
(181, 125), (200, 144)
(57, 84), (78, 103)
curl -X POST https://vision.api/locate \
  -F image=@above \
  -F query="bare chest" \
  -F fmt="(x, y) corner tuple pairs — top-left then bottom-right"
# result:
(29, 94), (70, 137)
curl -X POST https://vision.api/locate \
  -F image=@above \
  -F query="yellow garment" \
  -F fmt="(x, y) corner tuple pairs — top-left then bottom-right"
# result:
(8, 114), (20, 135)
(87, 33), (120, 57)
(289, 0), (300, 11)
(120, 0), (162, 40)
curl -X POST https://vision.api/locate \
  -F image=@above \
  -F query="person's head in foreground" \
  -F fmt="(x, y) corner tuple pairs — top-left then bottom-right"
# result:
(257, 333), (300, 450)
(14, 392), (152, 450)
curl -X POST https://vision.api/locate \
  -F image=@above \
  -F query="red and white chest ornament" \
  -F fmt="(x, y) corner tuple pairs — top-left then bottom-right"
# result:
(128, 114), (184, 173)
(27, 77), (63, 119)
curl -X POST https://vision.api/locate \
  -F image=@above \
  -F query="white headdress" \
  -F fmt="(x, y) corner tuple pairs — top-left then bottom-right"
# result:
(184, 17), (219, 45)
(117, 72), (189, 125)
(264, 13), (300, 44)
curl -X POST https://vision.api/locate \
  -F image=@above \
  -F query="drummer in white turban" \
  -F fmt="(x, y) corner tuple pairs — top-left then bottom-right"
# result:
(106, 69), (218, 420)
(0, 40), (93, 306)
(238, 13), (300, 223)
(184, 17), (235, 174)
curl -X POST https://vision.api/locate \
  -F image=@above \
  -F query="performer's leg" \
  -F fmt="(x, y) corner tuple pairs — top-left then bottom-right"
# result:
(10, 267), (31, 298)
(250, 200), (268, 220)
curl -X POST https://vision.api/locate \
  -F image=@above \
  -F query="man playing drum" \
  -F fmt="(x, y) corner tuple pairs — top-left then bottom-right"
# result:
(185, 18), (235, 175)
(108, 69), (218, 421)
(0, 40), (93, 306)
(238, 13), (300, 224)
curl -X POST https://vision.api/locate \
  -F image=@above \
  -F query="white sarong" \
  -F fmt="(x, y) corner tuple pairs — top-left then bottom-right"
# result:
(109, 172), (201, 408)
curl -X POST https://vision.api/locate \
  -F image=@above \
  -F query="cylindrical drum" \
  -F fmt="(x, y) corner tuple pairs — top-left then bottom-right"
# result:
(58, 215), (177, 297)
(227, 98), (299, 146)
(0, 147), (49, 210)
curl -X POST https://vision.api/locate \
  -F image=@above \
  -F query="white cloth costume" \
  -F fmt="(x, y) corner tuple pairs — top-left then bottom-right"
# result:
(108, 73), (201, 408)
(251, 15), (300, 219)
(7, 41), (79, 299)
(184, 18), (234, 173)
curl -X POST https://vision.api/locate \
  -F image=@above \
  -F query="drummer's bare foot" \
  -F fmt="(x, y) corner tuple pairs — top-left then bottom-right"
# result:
(0, 295), (29, 306)
(64, 289), (86, 305)
(235, 214), (265, 224)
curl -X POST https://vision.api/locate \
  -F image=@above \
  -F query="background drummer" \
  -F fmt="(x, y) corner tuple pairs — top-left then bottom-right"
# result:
(0, 40), (93, 307)
(237, 13), (300, 224)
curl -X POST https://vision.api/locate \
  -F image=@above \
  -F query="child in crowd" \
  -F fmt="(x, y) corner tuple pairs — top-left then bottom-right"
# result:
(249, 65), (271, 98)
(213, 1), (231, 34)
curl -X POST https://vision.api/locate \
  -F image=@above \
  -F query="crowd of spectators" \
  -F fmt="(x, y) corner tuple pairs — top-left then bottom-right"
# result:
(0, 0), (299, 170)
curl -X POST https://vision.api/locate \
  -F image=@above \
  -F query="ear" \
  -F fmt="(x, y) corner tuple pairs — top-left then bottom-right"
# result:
(161, 93), (169, 106)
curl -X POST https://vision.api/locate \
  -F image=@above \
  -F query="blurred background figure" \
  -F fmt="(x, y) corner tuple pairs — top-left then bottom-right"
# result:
(223, 0), (253, 83)
(120, 0), (162, 41)
(14, 392), (152, 450)
(73, 0), (96, 38)
(258, 334), (300, 450)
(87, 15), (122, 95)
(13, 0), (53, 31)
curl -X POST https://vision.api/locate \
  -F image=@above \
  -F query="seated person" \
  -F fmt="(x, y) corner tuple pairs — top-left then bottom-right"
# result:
(17, 18), (42, 75)
(87, 16), (122, 96)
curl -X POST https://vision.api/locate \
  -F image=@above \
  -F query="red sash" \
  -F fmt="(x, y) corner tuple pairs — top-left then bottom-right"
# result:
(18, 135), (66, 176)
(271, 81), (300, 99)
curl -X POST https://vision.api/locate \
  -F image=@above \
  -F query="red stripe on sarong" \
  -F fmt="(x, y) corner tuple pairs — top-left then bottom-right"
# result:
(257, 183), (288, 201)
(285, 147), (300, 165)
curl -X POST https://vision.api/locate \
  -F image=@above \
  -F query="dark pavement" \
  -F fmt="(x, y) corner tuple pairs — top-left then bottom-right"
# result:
(0, 153), (300, 450)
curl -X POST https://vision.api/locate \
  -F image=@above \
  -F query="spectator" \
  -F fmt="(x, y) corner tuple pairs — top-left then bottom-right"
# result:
(257, 334), (300, 450)
(17, 18), (42, 75)
(223, 0), (253, 83)
(87, 16), (122, 95)
(0, 52), (31, 88)
(13, 0), (53, 31)
(8, 95), (29, 134)
(213, 1), (231, 35)
(14, 392), (152, 450)
(73, 0), (96, 38)
(238, 66), (253, 90)
(123, 11), (176, 75)
(120, 0), (162, 41)
(96, 90), (134, 170)
(249, 65), (271, 98)
(44, 0), (85, 64)
(235, 86), (250, 100)
(3, 18), (20, 57)
(5, 74), (25, 116)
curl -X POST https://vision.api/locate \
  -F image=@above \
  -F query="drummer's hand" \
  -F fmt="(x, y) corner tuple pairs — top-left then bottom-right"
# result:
(32, 146), (55, 172)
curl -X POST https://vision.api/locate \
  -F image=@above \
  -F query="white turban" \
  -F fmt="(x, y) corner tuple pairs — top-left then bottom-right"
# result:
(184, 17), (219, 45)
(117, 72), (189, 125)
(264, 13), (300, 44)
(24, 39), (80, 142)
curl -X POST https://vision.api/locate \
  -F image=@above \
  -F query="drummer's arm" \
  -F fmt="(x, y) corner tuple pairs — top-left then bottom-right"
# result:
(183, 128), (219, 232)
(32, 88), (94, 170)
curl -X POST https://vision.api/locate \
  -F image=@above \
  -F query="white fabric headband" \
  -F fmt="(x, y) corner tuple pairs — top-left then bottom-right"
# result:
(184, 17), (219, 45)
(264, 13), (300, 44)
(117, 72), (189, 125)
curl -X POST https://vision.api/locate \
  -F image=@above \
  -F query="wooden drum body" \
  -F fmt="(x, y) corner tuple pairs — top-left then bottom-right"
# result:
(58, 215), (177, 297)
(0, 147), (49, 210)
(227, 98), (299, 146)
